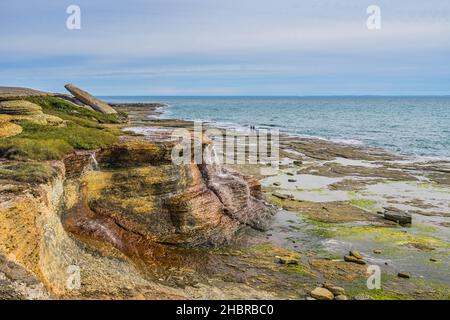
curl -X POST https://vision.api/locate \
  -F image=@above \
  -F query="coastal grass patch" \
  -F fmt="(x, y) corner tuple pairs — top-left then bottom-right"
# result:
(0, 138), (73, 160)
(347, 198), (378, 213)
(26, 96), (125, 126)
(0, 121), (119, 160)
(0, 161), (58, 183)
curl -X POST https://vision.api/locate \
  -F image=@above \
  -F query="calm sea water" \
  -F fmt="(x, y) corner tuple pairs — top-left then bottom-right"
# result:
(102, 96), (450, 159)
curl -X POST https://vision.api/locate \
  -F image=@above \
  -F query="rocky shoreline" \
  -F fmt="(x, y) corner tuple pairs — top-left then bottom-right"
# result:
(0, 86), (449, 300)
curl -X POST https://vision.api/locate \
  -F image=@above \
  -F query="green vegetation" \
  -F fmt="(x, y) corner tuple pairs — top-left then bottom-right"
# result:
(26, 96), (125, 127)
(0, 96), (126, 160)
(0, 161), (58, 183)
(347, 198), (378, 212)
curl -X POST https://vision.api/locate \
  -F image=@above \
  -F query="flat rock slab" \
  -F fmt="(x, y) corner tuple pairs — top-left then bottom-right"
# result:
(65, 84), (117, 114)
(384, 208), (412, 225)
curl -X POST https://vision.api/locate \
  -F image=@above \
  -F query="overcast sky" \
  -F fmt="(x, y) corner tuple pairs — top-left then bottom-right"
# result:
(0, 0), (449, 95)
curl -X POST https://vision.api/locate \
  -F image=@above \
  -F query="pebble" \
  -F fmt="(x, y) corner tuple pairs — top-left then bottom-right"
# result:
(398, 272), (410, 279)
(334, 295), (348, 301)
(429, 258), (437, 262)
(288, 179), (297, 183)
(373, 249), (382, 254)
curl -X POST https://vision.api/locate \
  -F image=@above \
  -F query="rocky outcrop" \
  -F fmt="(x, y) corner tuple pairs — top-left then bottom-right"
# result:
(0, 100), (64, 126)
(0, 86), (48, 98)
(64, 84), (117, 114)
(0, 115), (22, 138)
(63, 140), (273, 254)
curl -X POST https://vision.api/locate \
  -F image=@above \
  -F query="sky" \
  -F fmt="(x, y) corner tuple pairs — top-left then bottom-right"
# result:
(0, 0), (449, 96)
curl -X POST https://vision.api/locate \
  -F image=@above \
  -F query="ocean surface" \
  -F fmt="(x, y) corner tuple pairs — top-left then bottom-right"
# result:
(101, 96), (450, 159)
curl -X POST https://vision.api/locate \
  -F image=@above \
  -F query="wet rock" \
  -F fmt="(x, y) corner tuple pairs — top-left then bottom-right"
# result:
(373, 249), (382, 254)
(383, 207), (412, 225)
(349, 250), (363, 260)
(334, 295), (348, 300)
(344, 255), (366, 265)
(64, 84), (117, 114)
(310, 287), (334, 300)
(272, 192), (289, 200)
(353, 294), (373, 300)
(398, 272), (410, 279)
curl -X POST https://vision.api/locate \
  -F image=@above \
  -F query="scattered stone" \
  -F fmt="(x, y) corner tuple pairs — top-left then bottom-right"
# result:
(288, 179), (297, 183)
(273, 182), (281, 186)
(344, 255), (366, 265)
(349, 250), (363, 260)
(310, 287), (334, 300)
(383, 207), (412, 225)
(398, 272), (410, 279)
(286, 172), (294, 176)
(272, 192), (289, 200)
(429, 258), (437, 262)
(334, 295), (348, 301)
(293, 160), (303, 166)
(305, 297), (316, 300)
(65, 83), (117, 114)
(353, 294), (374, 300)
(276, 256), (299, 265)
(373, 249), (382, 254)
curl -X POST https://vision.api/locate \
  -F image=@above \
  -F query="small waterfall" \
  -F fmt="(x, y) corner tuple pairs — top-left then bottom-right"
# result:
(90, 152), (99, 171)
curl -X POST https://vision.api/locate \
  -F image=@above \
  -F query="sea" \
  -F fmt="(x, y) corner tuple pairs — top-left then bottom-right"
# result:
(101, 96), (450, 159)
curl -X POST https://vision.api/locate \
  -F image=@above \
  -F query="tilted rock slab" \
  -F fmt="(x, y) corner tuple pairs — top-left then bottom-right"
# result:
(64, 84), (117, 114)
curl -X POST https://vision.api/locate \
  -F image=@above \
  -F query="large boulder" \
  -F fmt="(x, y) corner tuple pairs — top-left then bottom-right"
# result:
(64, 84), (117, 114)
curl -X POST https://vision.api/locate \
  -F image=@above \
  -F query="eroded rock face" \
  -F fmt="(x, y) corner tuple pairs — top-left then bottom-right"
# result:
(64, 84), (117, 114)
(0, 100), (64, 126)
(63, 140), (273, 259)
